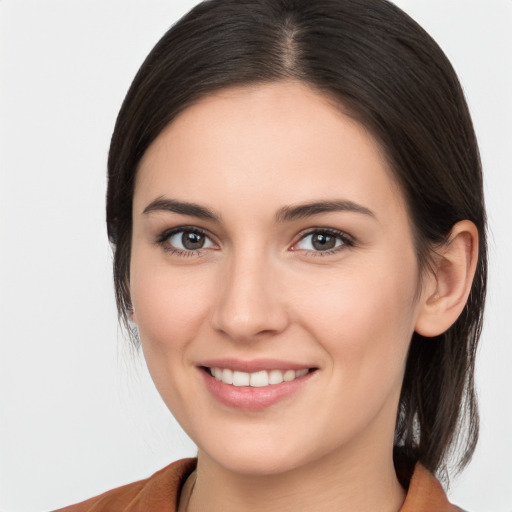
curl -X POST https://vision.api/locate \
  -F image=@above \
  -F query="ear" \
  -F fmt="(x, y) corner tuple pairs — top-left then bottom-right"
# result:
(415, 220), (479, 337)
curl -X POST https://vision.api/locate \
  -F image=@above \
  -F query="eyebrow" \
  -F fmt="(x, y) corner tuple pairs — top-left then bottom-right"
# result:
(275, 200), (375, 223)
(143, 197), (221, 221)
(142, 197), (375, 223)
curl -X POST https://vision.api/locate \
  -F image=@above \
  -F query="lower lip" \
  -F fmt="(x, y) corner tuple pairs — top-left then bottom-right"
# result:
(201, 369), (314, 411)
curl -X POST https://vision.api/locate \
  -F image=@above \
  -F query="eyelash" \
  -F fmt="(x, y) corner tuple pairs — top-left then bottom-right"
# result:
(156, 226), (214, 257)
(156, 226), (354, 258)
(293, 228), (354, 257)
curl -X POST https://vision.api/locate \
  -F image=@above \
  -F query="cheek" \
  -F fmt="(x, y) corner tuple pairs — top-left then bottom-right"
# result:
(129, 258), (217, 419)
(130, 256), (212, 356)
(290, 253), (419, 380)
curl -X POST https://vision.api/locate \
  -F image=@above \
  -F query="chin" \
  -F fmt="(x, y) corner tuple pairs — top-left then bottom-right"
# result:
(195, 433), (293, 474)
(197, 430), (333, 478)
(207, 449), (308, 477)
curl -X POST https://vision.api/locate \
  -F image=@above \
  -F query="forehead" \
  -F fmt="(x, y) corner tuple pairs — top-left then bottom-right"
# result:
(134, 81), (405, 220)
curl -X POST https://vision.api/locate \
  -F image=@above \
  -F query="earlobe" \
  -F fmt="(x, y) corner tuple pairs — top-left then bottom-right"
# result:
(415, 220), (479, 337)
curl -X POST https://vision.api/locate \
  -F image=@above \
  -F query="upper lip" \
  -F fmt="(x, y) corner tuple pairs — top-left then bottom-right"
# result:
(198, 358), (316, 373)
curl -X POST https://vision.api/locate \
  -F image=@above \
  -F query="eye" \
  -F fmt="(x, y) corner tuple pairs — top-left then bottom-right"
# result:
(293, 229), (352, 253)
(159, 228), (217, 254)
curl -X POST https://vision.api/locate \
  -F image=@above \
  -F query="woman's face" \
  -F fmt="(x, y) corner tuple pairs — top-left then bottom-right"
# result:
(130, 81), (428, 476)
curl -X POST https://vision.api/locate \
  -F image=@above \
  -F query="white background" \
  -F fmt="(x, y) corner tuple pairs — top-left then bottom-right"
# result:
(0, 1), (511, 511)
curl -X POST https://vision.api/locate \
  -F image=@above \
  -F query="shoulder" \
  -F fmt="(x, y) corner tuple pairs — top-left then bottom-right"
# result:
(53, 458), (197, 512)
(400, 463), (467, 512)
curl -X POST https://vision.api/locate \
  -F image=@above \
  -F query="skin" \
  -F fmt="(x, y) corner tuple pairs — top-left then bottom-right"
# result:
(129, 81), (476, 512)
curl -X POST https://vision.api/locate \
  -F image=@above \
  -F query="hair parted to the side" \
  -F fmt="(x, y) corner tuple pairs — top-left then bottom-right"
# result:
(106, 0), (486, 482)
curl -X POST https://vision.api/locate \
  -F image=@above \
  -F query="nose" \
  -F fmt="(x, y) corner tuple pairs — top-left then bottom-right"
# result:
(211, 251), (290, 342)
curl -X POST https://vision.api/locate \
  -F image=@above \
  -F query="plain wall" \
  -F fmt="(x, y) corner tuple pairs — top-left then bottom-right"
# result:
(0, 1), (511, 510)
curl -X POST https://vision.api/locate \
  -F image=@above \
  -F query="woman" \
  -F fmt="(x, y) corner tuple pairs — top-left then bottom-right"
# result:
(57, 0), (486, 510)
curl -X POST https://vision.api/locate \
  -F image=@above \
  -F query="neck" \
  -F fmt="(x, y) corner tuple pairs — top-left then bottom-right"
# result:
(187, 445), (405, 512)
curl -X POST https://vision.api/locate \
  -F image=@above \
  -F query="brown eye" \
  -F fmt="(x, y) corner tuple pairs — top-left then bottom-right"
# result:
(182, 231), (205, 249)
(166, 229), (216, 252)
(294, 230), (350, 253)
(311, 233), (336, 250)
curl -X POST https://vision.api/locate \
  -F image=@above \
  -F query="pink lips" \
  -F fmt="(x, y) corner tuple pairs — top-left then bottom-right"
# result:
(198, 359), (316, 411)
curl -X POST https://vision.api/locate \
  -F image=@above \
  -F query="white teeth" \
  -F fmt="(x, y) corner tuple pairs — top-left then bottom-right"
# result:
(283, 369), (296, 382)
(233, 370), (250, 386)
(249, 370), (269, 387)
(268, 369), (284, 385)
(210, 367), (309, 387)
(222, 368), (233, 384)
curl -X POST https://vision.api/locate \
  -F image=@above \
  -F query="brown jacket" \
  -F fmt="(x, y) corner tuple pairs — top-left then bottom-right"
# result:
(55, 458), (464, 511)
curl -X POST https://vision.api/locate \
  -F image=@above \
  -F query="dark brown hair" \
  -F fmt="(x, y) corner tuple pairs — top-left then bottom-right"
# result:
(106, 0), (487, 480)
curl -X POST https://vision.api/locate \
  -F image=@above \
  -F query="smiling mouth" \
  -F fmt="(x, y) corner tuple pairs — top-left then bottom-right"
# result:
(204, 367), (313, 387)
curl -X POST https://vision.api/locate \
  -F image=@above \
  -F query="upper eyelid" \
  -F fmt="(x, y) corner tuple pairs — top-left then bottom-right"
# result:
(298, 227), (349, 236)
(295, 227), (354, 243)
(157, 225), (214, 242)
